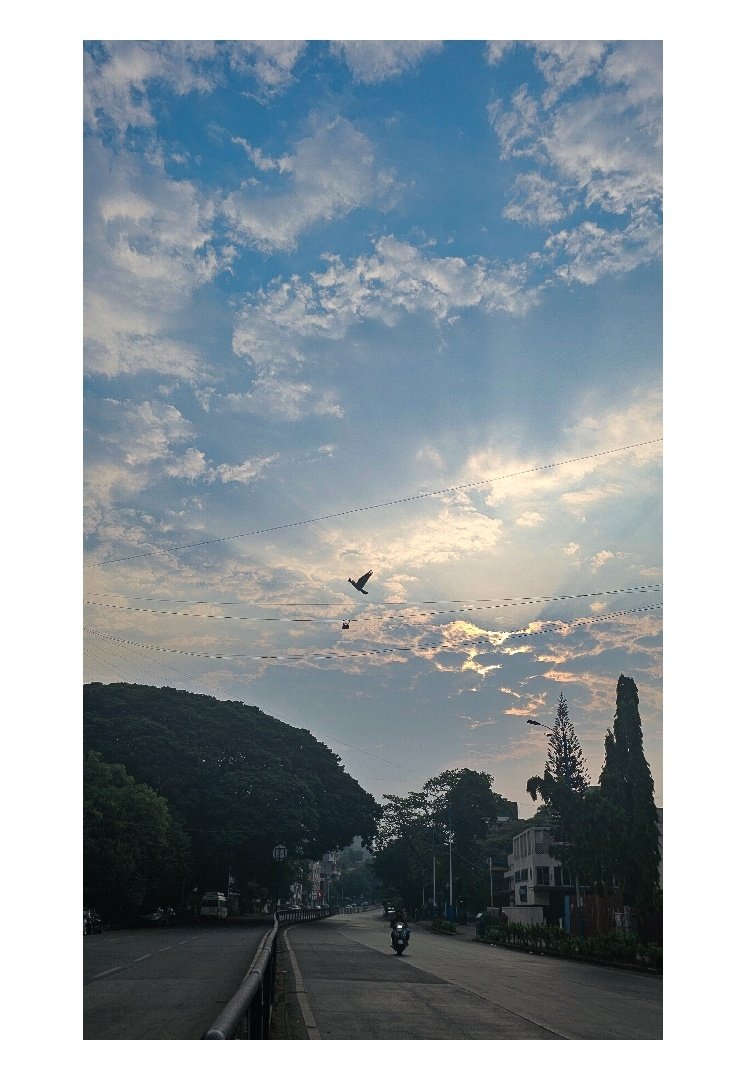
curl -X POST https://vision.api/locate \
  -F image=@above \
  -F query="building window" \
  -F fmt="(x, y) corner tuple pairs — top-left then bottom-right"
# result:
(519, 885), (528, 903)
(536, 866), (550, 887)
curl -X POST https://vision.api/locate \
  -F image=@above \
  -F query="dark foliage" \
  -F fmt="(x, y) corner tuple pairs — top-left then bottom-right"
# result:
(598, 675), (660, 906)
(373, 768), (510, 912)
(83, 683), (380, 897)
(84, 750), (191, 920)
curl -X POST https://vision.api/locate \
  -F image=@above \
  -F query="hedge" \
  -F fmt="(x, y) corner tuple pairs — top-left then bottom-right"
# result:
(480, 921), (661, 970)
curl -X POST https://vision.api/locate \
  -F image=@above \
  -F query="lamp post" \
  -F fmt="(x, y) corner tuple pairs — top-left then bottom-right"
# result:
(526, 719), (582, 936)
(272, 844), (288, 914)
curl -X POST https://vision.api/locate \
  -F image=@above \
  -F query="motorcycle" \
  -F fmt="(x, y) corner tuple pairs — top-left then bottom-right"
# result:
(391, 920), (409, 956)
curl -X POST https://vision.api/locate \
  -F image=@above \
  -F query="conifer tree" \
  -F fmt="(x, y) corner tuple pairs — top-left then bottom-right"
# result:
(546, 692), (590, 793)
(598, 674), (660, 906)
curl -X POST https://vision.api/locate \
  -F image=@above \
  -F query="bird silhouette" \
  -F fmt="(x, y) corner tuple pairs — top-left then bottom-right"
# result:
(348, 570), (373, 594)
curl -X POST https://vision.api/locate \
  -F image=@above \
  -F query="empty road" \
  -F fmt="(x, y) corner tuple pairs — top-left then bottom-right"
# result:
(83, 920), (271, 1039)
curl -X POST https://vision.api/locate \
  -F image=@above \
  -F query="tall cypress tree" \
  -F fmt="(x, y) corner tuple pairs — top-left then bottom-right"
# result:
(599, 675), (660, 906)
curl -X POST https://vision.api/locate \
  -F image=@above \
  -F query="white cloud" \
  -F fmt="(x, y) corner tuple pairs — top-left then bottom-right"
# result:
(485, 42), (515, 66)
(222, 117), (397, 252)
(84, 42), (306, 138)
(226, 41), (306, 97)
(84, 400), (200, 531)
(222, 380), (345, 422)
(488, 41), (662, 287)
(503, 173), (574, 226)
(233, 234), (537, 377)
(488, 86), (543, 161)
(166, 448), (208, 480)
(591, 550), (615, 570)
(515, 511), (544, 528)
(331, 41), (443, 83)
(530, 41), (608, 106)
(231, 137), (291, 173)
(84, 142), (224, 378)
(208, 455), (279, 485)
(84, 41), (219, 137)
(545, 213), (662, 285)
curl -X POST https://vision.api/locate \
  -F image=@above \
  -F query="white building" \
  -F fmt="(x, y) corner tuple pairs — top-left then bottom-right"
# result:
(504, 825), (573, 926)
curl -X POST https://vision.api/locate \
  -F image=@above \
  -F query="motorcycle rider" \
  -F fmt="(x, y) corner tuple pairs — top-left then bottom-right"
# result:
(389, 906), (410, 946)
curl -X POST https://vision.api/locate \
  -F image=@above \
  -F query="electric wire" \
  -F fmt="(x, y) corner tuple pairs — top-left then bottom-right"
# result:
(84, 638), (425, 780)
(83, 583), (662, 625)
(84, 602), (662, 662)
(87, 438), (662, 567)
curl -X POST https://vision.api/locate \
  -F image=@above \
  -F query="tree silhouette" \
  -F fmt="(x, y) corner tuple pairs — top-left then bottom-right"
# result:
(526, 692), (589, 821)
(546, 693), (590, 793)
(599, 674), (660, 905)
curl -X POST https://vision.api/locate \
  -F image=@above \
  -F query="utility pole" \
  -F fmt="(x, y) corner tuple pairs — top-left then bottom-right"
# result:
(448, 838), (453, 911)
(432, 829), (437, 916)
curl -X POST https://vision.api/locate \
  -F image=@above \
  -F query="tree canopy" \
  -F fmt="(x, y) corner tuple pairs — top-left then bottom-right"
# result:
(373, 768), (509, 912)
(84, 750), (191, 919)
(525, 677), (660, 908)
(83, 682), (380, 903)
(598, 674), (660, 905)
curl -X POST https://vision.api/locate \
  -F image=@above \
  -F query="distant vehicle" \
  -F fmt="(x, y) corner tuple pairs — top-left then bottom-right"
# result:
(139, 906), (174, 927)
(83, 908), (103, 935)
(383, 904), (396, 917)
(200, 892), (228, 921)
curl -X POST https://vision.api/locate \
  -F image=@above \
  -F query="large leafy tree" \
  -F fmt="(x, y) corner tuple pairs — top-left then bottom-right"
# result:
(84, 751), (191, 920)
(598, 675), (660, 905)
(373, 768), (509, 912)
(83, 683), (380, 896)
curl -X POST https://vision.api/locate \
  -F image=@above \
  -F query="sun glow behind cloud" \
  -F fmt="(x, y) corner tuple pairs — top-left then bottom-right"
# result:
(83, 38), (662, 813)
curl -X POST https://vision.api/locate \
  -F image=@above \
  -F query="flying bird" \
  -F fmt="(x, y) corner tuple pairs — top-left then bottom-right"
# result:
(348, 570), (373, 594)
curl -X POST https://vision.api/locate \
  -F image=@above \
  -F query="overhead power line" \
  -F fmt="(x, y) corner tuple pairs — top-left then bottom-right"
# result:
(84, 602), (661, 662)
(87, 438), (662, 567)
(83, 584), (662, 624)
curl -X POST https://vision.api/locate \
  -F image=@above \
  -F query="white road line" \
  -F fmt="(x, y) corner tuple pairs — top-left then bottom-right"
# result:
(284, 928), (320, 1040)
(92, 967), (122, 979)
(132, 954), (151, 962)
(158, 946), (173, 952)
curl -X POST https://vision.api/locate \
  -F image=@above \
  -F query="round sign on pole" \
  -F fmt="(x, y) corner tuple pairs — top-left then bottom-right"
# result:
(272, 844), (288, 861)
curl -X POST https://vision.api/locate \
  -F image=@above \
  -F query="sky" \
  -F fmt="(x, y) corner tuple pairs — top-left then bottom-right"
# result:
(82, 37), (663, 818)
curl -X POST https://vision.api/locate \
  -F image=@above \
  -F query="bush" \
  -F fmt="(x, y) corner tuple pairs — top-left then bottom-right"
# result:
(432, 917), (457, 934)
(482, 922), (659, 968)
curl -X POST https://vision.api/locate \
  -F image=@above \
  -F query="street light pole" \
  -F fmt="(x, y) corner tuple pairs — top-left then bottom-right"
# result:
(432, 830), (437, 916)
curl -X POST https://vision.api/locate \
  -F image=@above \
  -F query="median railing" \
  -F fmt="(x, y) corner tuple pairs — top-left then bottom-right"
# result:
(201, 907), (339, 1039)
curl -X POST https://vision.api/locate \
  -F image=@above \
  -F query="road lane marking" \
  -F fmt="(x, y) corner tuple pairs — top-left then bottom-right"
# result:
(132, 954), (152, 962)
(158, 946), (173, 952)
(92, 967), (122, 979)
(284, 928), (321, 1039)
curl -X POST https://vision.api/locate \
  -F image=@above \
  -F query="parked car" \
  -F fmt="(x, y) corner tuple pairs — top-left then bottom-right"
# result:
(83, 908), (103, 935)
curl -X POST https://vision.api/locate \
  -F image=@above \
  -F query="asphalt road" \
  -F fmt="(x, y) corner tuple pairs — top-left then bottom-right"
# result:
(276, 909), (662, 1040)
(83, 920), (272, 1039)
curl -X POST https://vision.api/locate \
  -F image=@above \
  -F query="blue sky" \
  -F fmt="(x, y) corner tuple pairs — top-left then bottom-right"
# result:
(83, 38), (663, 815)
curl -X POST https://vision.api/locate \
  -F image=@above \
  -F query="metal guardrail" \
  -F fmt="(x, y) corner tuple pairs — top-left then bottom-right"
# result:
(201, 907), (340, 1039)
